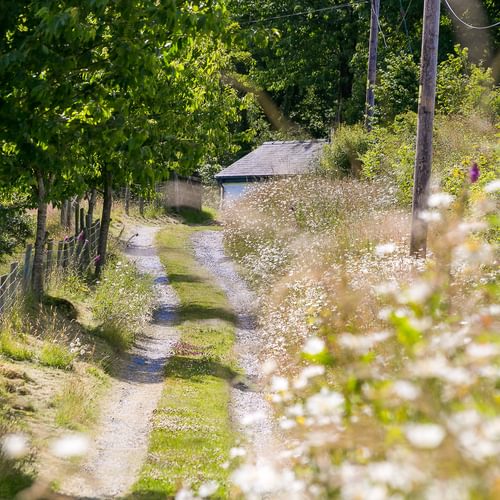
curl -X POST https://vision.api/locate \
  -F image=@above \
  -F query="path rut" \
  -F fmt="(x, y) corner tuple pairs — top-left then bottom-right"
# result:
(191, 230), (282, 462)
(61, 226), (179, 499)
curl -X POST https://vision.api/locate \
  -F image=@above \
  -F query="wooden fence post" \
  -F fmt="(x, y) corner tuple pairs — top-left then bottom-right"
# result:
(46, 240), (54, 280)
(63, 240), (69, 268)
(74, 200), (80, 235)
(56, 241), (63, 269)
(23, 244), (33, 290)
(79, 207), (85, 235)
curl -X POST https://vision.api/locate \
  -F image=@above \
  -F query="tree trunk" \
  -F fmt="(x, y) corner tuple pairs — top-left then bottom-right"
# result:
(32, 174), (48, 299)
(95, 170), (113, 277)
(88, 188), (97, 223)
(124, 186), (130, 216)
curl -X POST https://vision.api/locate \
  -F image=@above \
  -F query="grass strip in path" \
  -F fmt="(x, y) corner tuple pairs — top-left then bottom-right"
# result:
(132, 222), (238, 499)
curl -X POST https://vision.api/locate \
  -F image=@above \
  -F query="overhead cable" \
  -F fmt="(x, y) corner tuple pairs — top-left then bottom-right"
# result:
(239, 1), (369, 26)
(442, 0), (500, 30)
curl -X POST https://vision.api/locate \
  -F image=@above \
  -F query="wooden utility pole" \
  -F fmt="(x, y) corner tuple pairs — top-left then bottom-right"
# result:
(410, 0), (440, 258)
(364, 0), (380, 131)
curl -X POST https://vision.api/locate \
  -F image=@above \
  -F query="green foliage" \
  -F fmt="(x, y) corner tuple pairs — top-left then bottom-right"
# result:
(0, 206), (32, 261)
(436, 46), (499, 120)
(320, 124), (369, 177)
(360, 112), (499, 206)
(376, 52), (419, 123)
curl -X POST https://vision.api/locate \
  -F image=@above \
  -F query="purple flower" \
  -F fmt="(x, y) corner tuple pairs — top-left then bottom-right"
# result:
(93, 255), (101, 263)
(78, 231), (85, 242)
(469, 162), (480, 183)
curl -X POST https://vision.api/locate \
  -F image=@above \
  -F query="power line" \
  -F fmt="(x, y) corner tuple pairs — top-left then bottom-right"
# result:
(398, 0), (413, 53)
(442, 0), (500, 30)
(373, 1), (387, 48)
(239, 1), (369, 26)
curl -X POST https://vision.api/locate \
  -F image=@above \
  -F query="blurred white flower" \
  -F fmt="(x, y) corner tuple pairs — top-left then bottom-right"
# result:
(279, 418), (297, 430)
(261, 358), (278, 375)
(466, 343), (499, 360)
(175, 487), (195, 500)
(50, 433), (90, 458)
(270, 376), (289, 392)
(428, 192), (454, 209)
(303, 337), (325, 355)
(1, 433), (29, 459)
(337, 331), (390, 354)
(241, 411), (267, 426)
(229, 447), (246, 459)
(231, 462), (303, 496)
(453, 241), (493, 268)
(198, 480), (219, 498)
(392, 380), (421, 401)
(306, 388), (344, 418)
(375, 242), (397, 257)
(484, 179), (500, 193)
(374, 281), (398, 296)
(401, 281), (433, 304)
(419, 210), (441, 222)
(405, 424), (445, 449)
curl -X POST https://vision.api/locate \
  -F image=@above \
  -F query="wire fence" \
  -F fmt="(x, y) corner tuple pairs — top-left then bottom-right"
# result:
(0, 211), (100, 317)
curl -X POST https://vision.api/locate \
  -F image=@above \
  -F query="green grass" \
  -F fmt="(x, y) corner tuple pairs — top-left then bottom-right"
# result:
(175, 206), (217, 225)
(52, 369), (108, 431)
(39, 342), (74, 369)
(132, 223), (238, 498)
(0, 331), (34, 362)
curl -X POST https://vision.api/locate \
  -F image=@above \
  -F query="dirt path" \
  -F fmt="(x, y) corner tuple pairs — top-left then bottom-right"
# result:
(191, 230), (282, 463)
(61, 226), (179, 499)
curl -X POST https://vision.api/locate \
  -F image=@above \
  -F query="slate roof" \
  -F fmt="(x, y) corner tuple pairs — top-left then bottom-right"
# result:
(215, 140), (326, 181)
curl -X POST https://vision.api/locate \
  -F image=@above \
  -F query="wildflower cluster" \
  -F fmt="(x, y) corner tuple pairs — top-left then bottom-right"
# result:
(225, 176), (499, 498)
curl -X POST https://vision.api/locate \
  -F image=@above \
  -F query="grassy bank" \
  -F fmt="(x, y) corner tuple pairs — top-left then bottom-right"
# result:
(0, 244), (154, 497)
(132, 221), (238, 499)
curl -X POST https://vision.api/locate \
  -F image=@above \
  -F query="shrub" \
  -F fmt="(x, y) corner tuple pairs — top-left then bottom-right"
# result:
(437, 46), (499, 121)
(376, 52), (419, 123)
(92, 258), (154, 351)
(320, 124), (370, 177)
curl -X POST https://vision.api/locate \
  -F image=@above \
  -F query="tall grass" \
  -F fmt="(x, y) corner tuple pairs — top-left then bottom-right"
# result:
(224, 175), (500, 498)
(92, 257), (154, 351)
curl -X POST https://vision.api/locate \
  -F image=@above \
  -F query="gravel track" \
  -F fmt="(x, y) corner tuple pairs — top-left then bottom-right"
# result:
(191, 230), (282, 462)
(61, 226), (179, 499)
